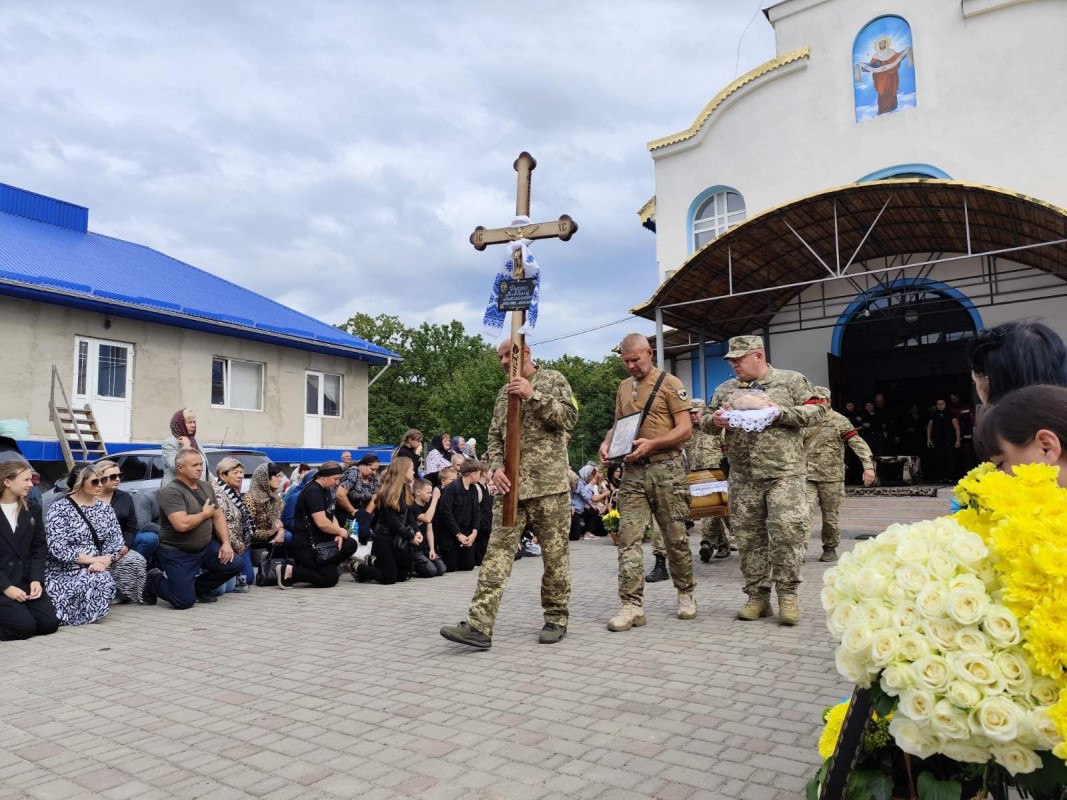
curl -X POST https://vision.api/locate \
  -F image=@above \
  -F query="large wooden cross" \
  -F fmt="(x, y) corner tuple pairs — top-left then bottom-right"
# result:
(469, 152), (577, 526)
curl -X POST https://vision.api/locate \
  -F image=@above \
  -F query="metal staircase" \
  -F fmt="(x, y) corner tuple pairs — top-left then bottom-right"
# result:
(49, 366), (107, 470)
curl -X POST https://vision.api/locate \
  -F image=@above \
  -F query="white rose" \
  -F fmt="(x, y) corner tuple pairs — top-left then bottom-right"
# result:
(991, 743), (1042, 776)
(947, 586), (989, 626)
(993, 650), (1032, 691)
(899, 688), (936, 721)
(917, 584), (950, 619)
(1029, 708), (1063, 751)
(970, 696), (1024, 743)
(853, 567), (889, 600)
(820, 585), (844, 612)
(867, 553), (897, 578)
(886, 580), (909, 605)
(1030, 677), (1061, 707)
(880, 662), (913, 697)
(913, 654), (952, 693)
(982, 605), (1022, 647)
(922, 618), (960, 652)
(828, 602), (858, 638)
(954, 627), (991, 654)
(951, 530), (989, 567)
(841, 623), (873, 661)
(870, 629), (901, 667)
(950, 652), (999, 687)
(931, 699), (971, 740)
(926, 548), (959, 581)
(977, 565), (998, 590)
(939, 741), (990, 764)
(896, 537), (930, 564)
(889, 716), (940, 759)
(875, 525), (902, 550)
(945, 680), (984, 709)
(835, 650), (873, 687)
(833, 568), (858, 600)
(891, 604), (922, 633)
(896, 563), (931, 595)
(857, 599), (891, 629)
(898, 631), (933, 662)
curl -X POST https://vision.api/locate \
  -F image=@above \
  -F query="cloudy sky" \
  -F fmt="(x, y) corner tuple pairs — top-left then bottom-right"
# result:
(0, 1), (776, 359)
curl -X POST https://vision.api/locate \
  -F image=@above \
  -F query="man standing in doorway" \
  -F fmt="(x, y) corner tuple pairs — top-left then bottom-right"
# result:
(804, 387), (876, 563)
(440, 340), (578, 648)
(706, 336), (825, 626)
(600, 334), (694, 632)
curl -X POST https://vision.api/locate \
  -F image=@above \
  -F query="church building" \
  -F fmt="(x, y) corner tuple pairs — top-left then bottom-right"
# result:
(633, 0), (1067, 410)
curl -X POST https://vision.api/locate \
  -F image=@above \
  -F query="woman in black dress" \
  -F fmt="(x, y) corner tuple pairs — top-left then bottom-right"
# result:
(926, 399), (961, 483)
(354, 457), (419, 585)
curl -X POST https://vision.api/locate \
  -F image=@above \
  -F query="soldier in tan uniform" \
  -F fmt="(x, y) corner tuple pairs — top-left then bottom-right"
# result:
(706, 335), (825, 625)
(599, 334), (694, 631)
(805, 386), (876, 563)
(440, 341), (578, 649)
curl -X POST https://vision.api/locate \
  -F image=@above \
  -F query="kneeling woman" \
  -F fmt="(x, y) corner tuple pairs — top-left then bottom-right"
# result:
(45, 464), (148, 625)
(355, 457), (419, 585)
(283, 462), (357, 588)
(0, 463), (60, 641)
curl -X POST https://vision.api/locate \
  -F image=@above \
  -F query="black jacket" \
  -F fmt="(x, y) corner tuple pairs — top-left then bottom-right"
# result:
(395, 445), (422, 475)
(0, 504), (47, 590)
(437, 479), (478, 543)
(109, 489), (139, 547)
(374, 495), (415, 542)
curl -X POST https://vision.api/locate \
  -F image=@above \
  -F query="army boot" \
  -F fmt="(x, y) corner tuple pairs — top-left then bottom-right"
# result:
(819, 547), (838, 562)
(736, 596), (773, 621)
(778, 595), (800, 626)
(439, 621), (492, 649)
(607, 605), (647, 632)
(714, 544), (731, 559)
(677, 591), (697, 620)
(698, 542), (712, 563)
(645, 554), (669, 583)
(539, 622), (566, 644)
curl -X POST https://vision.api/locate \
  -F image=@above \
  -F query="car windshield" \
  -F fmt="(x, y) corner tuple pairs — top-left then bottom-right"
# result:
(205, 452), (271, 477)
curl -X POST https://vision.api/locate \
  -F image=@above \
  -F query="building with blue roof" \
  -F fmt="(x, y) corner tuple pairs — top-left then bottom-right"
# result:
(0, 182), (399, 464)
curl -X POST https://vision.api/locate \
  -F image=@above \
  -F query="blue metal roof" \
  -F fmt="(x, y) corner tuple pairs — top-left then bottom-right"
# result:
(0, 183), (398, 364)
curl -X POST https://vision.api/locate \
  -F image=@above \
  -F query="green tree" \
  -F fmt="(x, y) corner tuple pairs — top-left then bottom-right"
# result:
(542, 353), (628, 467)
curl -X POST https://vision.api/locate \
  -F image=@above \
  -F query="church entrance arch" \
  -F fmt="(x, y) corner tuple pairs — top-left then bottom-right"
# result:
(830, 279), (981, 411)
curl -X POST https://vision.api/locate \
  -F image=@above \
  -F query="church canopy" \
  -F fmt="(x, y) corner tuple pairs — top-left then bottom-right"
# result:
(632, 179), (1067, 341)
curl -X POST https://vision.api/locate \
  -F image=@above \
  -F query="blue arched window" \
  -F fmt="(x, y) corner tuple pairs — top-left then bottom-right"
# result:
(858, 164), (951, 182)
(688, 186), (745, 252)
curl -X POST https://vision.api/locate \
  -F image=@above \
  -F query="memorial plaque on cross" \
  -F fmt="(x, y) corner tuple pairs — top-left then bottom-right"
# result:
(469, 152), (577, 526)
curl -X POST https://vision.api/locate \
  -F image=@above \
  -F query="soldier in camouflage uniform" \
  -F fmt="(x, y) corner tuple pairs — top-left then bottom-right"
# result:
(705, 335), (826, 626)
(600, 334), (695, 632)
(805, 386), (876, 563)
(440, 341), (578, 649)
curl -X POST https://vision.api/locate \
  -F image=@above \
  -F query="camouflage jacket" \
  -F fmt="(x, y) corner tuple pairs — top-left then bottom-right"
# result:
(804, 409), (875, 482)
(684, 426), (723, 471)
(704, 364), (826, 480)
(487, 368), (578, 501)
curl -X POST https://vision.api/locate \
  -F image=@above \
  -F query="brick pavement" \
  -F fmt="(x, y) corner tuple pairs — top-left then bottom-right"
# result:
(0, 496), (944, 800)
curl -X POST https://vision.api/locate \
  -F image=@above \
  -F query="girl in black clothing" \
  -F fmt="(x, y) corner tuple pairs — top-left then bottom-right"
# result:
(437, 461), (481, 572)
(354, 458), (419, 585)
(395, 429), (424, 475)
(475, 466), (492, 566)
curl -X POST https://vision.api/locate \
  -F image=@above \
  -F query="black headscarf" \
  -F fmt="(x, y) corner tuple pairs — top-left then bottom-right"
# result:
(429, 433), (454, 459)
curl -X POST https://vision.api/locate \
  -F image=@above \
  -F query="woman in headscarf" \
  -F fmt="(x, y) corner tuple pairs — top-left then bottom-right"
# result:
(212, 457), (256, 593)
(463, 438), (478, 460)
(162, 408), (205, 485)
(577, 465), (608, 539)
(246, 463), (287, 547)
(423, 433), (454, 488)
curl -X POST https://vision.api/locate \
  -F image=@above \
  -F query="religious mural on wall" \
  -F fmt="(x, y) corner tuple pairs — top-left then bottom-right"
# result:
(853, 15), (915, 122)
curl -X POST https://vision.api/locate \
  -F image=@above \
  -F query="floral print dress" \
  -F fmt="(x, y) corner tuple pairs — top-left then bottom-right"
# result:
(44, 498), (147, 625)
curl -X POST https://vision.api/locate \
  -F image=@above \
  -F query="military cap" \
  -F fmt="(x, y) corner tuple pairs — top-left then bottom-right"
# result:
(813, 386), (831, 401)
(690, 398), (706, 411)
(723, 335), (765, 359)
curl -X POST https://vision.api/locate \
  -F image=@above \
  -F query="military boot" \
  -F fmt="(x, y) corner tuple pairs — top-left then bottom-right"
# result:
(778, 595), (800, 626)
(607, 605), (647, 632)
(439, 621), (492, 649)
(736, 596), (773, 621)
(677, 591), (697, 620)
(714, 544), (731, 559)
(819, 547), (838, 562)
(539, 622), (566, 644)
(645, 554), (669, 583)
(698, 542), (712, 563)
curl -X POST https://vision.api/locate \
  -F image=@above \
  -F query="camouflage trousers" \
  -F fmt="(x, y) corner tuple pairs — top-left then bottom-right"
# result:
(807, 480), (845, 549)
(617, 455), (694, 605)
(650, 516), (729, 557)
(466, 491), (570, 637)
(730, 475), (808, 597)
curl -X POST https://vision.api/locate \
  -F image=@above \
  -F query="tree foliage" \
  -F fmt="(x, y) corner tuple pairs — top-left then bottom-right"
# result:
(337, 313), (627, 463)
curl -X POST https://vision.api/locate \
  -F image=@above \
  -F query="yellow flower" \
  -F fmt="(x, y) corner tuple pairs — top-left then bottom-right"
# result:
(818, 701), (849, 760)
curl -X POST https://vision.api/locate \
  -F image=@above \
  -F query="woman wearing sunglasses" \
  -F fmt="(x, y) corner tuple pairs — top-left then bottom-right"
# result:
(44, 463), (148, 625)
(96, 460), (158, 563)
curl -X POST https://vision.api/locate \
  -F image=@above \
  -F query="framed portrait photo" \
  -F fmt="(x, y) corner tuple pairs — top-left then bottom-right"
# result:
(606, 411), (642, 460)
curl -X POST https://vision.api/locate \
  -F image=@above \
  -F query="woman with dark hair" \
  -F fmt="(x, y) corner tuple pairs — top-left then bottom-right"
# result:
(0, 462), (60, 640)
(969, 321), (1067, 404)
(354, 457), (419, 585)
(974, 385), (1067, 486)
(246, 463), (288, 546)
(423, 433), (454, 488)
(395, 429), (423, 475)
(336, 453), (380, 529)
(926, 399), (961, 483)
(282, 462), (358, 588)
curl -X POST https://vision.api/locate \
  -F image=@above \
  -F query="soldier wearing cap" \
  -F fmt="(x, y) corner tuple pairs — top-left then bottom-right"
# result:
(599, 333), (695, 631)
(805, 386), (876, 562)
(704, 334), (825, 625)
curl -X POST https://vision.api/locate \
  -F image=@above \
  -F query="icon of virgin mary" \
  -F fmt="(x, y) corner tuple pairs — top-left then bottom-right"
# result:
(855, 35), (914, 115)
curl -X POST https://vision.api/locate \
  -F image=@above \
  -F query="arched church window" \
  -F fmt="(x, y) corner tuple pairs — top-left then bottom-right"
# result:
(853, 16), (916, 122)
(693, 189), (745, 250)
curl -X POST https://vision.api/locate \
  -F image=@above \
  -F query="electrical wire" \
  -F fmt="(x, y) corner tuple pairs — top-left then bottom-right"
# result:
(528, 314), (638, 346)
(734, 0), (766, 79)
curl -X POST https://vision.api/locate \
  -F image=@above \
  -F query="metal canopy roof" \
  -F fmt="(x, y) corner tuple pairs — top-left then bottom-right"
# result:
(631, 180), (1067, 342)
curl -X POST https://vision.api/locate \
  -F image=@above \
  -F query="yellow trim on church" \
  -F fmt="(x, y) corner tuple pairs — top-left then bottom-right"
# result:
(637, 196), (656, 223)
(646, 47), (811, 152)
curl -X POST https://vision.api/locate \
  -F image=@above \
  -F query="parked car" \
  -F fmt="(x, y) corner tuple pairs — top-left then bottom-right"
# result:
(0, 436), (43, 507)
(41, 448), (271, 509)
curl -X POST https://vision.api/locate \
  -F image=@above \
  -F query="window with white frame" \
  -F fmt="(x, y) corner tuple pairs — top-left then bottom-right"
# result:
(306, 371), (342, 417)
(211, 357), (264, 411)
(693, 190), (746, 250)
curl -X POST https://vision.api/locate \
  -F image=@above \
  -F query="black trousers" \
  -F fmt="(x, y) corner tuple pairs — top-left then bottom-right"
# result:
(443, 538), (477, 572)
(581, 508), (605, 536)
(0, 588), (60, 641)
(355, 535), (411, 584)
(290, 536), (358, 588)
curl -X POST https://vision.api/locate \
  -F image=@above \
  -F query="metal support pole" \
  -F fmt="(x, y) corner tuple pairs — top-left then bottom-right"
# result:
(655, 307), (665, 369)
(964, 195), (972, 256)
(727, 245), (734, 295)
(698, 328), (707, 399)
(833, 199), (841, 275)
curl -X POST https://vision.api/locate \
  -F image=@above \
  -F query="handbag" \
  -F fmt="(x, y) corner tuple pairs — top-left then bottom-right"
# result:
(312, 539), (340, 564)
(255, 545), (293, 587)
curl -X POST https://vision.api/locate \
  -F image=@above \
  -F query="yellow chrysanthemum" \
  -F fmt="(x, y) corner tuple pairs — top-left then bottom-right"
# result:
(818, 702), (849, 760)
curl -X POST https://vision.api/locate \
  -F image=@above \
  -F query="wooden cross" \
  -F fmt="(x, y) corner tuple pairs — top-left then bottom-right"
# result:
(469, 152), (578, 526)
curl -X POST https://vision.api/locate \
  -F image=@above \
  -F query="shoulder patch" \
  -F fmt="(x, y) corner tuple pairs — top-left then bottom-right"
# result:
(677, 388), (688, 401)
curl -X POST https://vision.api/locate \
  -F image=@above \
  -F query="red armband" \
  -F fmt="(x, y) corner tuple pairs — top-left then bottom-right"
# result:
(842, 430), (859, 441)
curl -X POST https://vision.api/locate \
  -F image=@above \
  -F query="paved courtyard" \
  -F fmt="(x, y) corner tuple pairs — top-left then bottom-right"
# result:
(0, 496), (945, 800)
